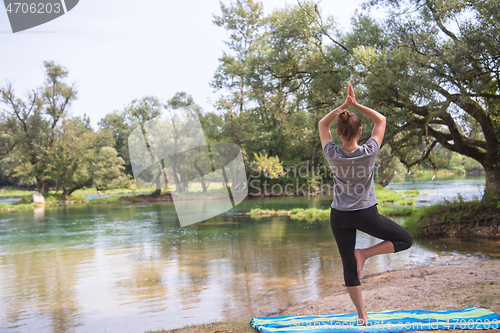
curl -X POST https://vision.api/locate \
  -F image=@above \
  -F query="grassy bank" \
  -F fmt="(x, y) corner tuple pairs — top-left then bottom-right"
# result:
(0, 192), (87, 211)
(249, 205), (417, 222)
(0, 186), (140, 198)
(248, 186), (418, 221)
(404, 196), (500, 238)
(373, 186), (416, 205)
(0, 187), (161, 212)
(0, 184), (414, 212)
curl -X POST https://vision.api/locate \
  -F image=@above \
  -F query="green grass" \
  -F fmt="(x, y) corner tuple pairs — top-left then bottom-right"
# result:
(378, 205), (418, 217)
(0, 185), (155, 198)
(248, 187), (418, 221)
(249, 205), (419, 221)
(0, 187), (31, 197)
(402, 194), (500, 236)
(0, 202), (44, 211)
(373, 186), (415, 205)
(404, 189), (420, 197)
(87, 195), (125, 204)
(0, 189), (120, 211)
(0, 195), (89, 212)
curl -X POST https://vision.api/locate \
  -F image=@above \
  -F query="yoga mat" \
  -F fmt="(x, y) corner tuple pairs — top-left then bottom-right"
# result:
(250, 307), (500, 332)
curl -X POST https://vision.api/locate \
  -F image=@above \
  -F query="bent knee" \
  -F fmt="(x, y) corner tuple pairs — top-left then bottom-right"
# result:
(393, 231), (412, 252)
(402, 234), (413, 251)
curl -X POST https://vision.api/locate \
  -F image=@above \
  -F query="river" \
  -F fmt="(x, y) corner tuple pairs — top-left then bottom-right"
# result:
(0, 175), (497, 333)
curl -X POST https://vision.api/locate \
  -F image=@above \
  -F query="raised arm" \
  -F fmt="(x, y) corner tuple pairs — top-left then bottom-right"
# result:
(348, 84), (386, 147)
(319, 102), (348, 149)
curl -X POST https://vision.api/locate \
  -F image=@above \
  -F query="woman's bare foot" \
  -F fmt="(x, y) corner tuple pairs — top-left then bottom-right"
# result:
(354, 249), (366, 278)
(356, 314), (369, 325)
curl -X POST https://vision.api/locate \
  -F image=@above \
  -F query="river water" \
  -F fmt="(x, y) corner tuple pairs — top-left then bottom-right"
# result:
(0, 175), (498, 333)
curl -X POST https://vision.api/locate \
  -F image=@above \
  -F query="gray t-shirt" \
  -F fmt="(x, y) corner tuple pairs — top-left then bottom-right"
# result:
(322, 137), (380, 211)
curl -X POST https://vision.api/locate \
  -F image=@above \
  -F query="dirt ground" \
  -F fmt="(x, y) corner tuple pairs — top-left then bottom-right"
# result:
(162, 259), (500, 333)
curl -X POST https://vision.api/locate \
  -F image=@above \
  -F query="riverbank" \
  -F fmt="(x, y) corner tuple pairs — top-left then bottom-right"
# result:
(0, 185), (414, 212)
(404, 198), (500, 238)
(0, 187), (161, 212)
(153, 259), (500, 333)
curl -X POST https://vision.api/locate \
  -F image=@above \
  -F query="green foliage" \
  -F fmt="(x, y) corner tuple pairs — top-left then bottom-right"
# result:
(251, 152), (285, 178)
(97, 111), (132, 170)
(1, 0), (497, 200)
(212, 0), (351, 184)
(44, 117), (96, 200)
(93, 146), (131, 192)
(0, 61), (77, 191)
(97, 96), (162, 176)
(376, 145), (406, 186)
(353, 0), (499, 197)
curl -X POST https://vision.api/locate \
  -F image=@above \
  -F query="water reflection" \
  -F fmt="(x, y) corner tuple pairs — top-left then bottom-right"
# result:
(1, 247), (90, 332)
(33, 207), (45, 224)
(0, 182), (498, 332)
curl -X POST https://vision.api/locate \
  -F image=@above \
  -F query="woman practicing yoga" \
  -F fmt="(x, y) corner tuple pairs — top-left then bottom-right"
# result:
(318, 84), (412, 325)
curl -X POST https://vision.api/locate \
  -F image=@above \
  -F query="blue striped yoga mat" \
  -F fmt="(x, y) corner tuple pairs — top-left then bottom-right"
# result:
(250, 307), (500, 332)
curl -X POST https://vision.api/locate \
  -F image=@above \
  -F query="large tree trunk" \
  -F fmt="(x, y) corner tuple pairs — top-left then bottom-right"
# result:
(60, 179), (92, 201)
(483, 163), (500, 202)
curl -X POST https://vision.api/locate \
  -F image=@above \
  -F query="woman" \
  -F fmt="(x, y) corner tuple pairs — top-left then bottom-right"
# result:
(318, 84), (412, 325)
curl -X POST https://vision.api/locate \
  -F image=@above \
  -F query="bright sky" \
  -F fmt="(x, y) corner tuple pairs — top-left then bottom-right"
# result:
(0, 0), (377, 129)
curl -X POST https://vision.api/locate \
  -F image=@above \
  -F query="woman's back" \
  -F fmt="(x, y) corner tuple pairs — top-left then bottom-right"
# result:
(323, 137), (380, 211)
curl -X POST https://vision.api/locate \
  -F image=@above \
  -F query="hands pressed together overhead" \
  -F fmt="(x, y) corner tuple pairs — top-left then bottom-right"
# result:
(332, 84), (357, 119)
(342, 83), (357, 110)
(319, 82), (386, 148)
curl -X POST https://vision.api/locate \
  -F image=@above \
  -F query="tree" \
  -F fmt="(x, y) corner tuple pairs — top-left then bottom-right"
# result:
(97, 111), (132, 173)
(93, 146), (132, 192)
(98, 96), (163, 182)
(44, 117), (95, 201)
(162, 92), (206, 193)
(213, 0), (352, 185)
(212, 0), (264, 144)
(0, 61), (77, 191)
(353, 0), (499, 199)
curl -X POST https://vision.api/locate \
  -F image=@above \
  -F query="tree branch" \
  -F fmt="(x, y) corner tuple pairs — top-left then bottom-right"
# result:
(425, 0), (458, 41)
(427, 126), (485, 162)
(296, 0), (351, 53)
(434, 85), (498, 160)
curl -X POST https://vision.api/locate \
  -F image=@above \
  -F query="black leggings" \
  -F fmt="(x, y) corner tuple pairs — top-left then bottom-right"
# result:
(330, 204), (412, 287)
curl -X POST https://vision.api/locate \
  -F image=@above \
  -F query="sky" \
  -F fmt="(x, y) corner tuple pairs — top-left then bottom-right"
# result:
(0, 0), (381, 129)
